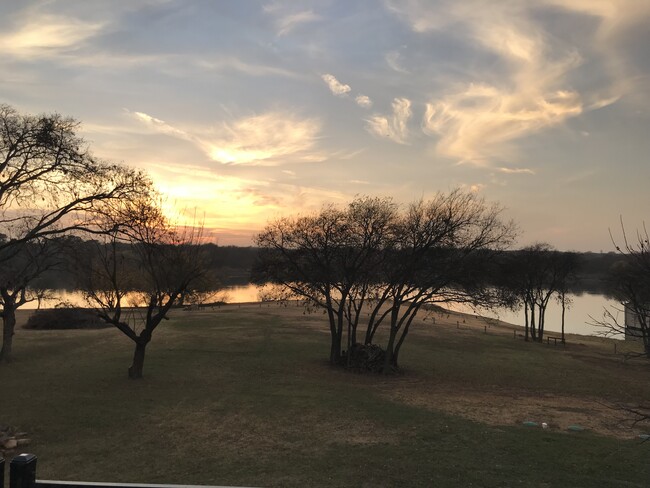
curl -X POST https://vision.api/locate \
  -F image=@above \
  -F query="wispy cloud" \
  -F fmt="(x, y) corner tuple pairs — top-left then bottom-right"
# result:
(543, 0), (650, 37)
(264, 4), (321, 36)
(206, 112), (323, 165)
(366, 97), (412, 144)
(387, 0), (640, 165)
(355, 95), (373, 108)
(129, 111), (192, 139)
(193, 57), (302, 79)
(276, 10), (320, 36)
(385, 50), (409, 73)
(497, 167), (535, 175)
(422, 83), (582, 164)
(0, 14), (104, 57)
(129, 109), (323, 166)
(321, 74), (351, 96)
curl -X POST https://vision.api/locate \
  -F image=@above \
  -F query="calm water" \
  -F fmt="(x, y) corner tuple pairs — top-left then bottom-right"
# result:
(21, 285), (265, 310)
(22, 285), (619, 338)
(447, 292), (620, 338)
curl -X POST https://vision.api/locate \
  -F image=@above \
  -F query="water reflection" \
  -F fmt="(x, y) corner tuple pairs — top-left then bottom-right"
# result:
(447, 292), (620, 337)
(21, 285), (266, 310)
(21, 286), (619, 338)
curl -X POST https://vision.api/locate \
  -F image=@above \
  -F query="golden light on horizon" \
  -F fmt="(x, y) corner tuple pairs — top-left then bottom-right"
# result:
(146, 163), (283, 244)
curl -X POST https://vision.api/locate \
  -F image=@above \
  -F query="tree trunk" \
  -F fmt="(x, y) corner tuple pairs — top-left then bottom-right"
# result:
(524, 300), (529, 342)
(0, 308), (17, 362)
(382, 306), (400, 374)
(326, 301), (340, 365)
(393, 305), (420, 367)
(530, 303), (537, 341)
(346, 319), (352, 367)
(350, 316), (358, 346)
(383, 327), (398, 374)
(562, 293), (566, 344)
(128, 340), (148, 379)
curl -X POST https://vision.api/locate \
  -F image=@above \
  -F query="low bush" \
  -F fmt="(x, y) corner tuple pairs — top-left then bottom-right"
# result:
(24, 307), (108, 330)
(341, 343), (389, 373)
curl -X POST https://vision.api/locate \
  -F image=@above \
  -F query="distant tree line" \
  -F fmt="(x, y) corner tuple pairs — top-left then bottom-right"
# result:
(22, 244), (619, 295)
(30, 240), (258, 290)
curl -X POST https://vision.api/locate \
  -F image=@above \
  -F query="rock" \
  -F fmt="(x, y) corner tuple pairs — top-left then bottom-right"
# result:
(16, 438), (31, 446)
(3, 437), (17, 449)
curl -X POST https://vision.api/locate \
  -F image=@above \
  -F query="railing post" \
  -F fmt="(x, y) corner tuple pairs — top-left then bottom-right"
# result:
(1, 457), (5, 488)
(10, 454), (37, 488)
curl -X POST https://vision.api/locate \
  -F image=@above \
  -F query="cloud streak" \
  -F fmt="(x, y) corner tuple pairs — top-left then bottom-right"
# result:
(0, 13), (104, 57)
(366, 97), (412, 144)
(264, 4), (321, 36)
(130, 110), (323, 166)
(206, 112), (323, 165)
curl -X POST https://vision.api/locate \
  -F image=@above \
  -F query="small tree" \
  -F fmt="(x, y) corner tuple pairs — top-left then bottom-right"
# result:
(592, 221), (650, 357)
(556, 252), (580, 343)
(79, 199), (209, 378)
(0, 238), (58, 360)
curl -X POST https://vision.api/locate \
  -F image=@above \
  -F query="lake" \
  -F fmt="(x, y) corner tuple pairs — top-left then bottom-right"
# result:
(20, 285), (620, 338)
(446, 292), (620, 338)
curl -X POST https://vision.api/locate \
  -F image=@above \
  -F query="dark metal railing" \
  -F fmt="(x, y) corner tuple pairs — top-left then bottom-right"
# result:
(1, 455), (256, 488)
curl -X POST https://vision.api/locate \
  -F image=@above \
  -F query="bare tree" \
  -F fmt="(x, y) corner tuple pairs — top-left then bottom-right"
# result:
(556, 252), (580, 343)
(0, 238), (59, 360)
(591, 221), (650, 357)
(254, 190), (516, 373)
(0, 104), (149, 361)
(503, 244), (579, 343)
(79, 199), (209, 379)
(254, 198), (396, 365)
(363, 191), (516, 372)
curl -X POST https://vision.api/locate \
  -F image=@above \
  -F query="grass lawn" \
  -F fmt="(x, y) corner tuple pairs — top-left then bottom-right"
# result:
(1, 302), (649, 487)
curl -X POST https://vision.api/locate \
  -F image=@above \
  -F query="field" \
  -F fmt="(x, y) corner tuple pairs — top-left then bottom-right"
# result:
(2, 302), (650, 487)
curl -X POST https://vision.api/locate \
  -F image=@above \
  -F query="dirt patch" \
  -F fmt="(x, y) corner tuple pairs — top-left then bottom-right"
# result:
(385, 382), (643, 439)
(155, 406), (401, 456)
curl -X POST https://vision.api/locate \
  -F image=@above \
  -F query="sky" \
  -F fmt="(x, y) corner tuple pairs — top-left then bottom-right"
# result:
(1, 0), (649, 251)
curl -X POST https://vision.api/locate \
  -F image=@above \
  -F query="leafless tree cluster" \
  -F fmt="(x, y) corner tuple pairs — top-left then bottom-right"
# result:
(254, 190), (517, 373)
(503, 244), (580, 343)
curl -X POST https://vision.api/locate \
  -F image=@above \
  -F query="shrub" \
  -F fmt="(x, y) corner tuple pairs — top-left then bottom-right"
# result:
(24, 307), (108, 330)
(341, 343), (389, 373)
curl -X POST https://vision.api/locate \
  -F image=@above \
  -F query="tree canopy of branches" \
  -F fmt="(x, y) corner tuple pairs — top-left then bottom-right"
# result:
(591, 221), (650, 358)
(0, 104), (150, 361)
(254, 190), (517, 373)
(78, 198), (210, 379)
(501, 244), (580, 343)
